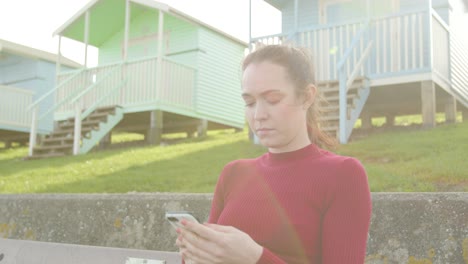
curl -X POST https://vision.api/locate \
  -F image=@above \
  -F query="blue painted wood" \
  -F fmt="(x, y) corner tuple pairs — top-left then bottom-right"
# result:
(0, 52), (74, 135)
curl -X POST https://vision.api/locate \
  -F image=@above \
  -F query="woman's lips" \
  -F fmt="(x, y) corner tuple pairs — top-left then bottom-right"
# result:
(256, 128), (274, 136)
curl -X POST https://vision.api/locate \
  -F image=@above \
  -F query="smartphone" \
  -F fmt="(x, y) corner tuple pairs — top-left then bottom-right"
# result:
(165, 211), (199, 230)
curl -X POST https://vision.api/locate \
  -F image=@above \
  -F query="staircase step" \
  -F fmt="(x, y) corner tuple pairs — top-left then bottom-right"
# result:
(24, 152), (67, 160)
(323, 94), (357, 102)
(321, 125), (339, 132)
(319, 115), (339, 122)
(87, 113), (109, 121)
(59, 120), (100, 130)
(34, 144), (73, 151)
(94, 105), (117, 114)
(42, 137), (74, 146)
(319, 83), (362, 93)
(27, 106), (122, 159)
(319, 105), (339, 111)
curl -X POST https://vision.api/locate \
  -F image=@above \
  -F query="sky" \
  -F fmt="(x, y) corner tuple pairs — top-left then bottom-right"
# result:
(0, 0), (281, 65)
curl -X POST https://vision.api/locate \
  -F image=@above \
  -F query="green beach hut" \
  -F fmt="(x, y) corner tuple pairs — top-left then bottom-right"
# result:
(28, 0), (247, 158)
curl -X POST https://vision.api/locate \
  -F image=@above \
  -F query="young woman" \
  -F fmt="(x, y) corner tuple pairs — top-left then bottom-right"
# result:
(175, 45), (372, 264)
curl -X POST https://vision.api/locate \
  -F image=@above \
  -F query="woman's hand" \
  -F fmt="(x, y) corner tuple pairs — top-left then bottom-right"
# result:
(176, 220), (263, 264)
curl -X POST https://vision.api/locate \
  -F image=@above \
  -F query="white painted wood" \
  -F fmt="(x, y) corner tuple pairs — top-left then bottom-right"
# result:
(28, 107), (37, 156)
(346, 41), (373, 90)
(411, 15), (416, 69)
(123, 0), (130, 61)
(0, 85), (34, 130)
(370, 73), (432, 86)
(419, 14), (424, 68)
(73, 103), (82, 155)
(404, 15), (408, 70)
(156, 10), (164, 99)
(84, 10), (90, 67)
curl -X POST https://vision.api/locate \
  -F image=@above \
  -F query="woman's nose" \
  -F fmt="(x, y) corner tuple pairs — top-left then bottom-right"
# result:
(254, 102), (268, 120)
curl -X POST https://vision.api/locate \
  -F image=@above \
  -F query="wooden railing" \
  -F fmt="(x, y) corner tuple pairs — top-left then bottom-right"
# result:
(55, 56), (196, 113)
(27, 55), (196, 156)
(251, 9), (449, 82)
(431, 10), (450, 83)
(251, 22), (365, 81)
(337, 22), (373, 144)
(370, 10), (430, 76)
(0, 85), (33, 129)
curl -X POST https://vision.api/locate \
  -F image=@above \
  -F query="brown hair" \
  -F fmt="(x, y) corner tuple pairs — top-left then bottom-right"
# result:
(242, 44), (337, 149)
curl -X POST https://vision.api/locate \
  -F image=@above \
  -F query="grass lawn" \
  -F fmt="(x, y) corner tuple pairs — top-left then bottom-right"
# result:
(0, 118), (467, 193)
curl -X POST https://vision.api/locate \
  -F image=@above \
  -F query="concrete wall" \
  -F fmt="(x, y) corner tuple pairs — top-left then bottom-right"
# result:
(0, 193), (467, 264)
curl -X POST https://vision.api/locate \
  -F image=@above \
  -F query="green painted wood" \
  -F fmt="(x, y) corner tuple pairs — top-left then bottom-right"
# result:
(56, 0), (246, 130)
(62, 0), (137, 47)
(98, 9), (198, 67)
(80, 106), (124, 154)
(196, 27), (246, 128)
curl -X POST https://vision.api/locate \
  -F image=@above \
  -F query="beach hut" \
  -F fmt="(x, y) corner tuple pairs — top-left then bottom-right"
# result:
(0, 39), (80, 148)
(27, 0), (247, 158)
(252, 0), (468, 143)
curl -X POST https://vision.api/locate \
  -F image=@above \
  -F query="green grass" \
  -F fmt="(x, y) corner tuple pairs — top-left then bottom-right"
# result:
(1, 121), (467, 193)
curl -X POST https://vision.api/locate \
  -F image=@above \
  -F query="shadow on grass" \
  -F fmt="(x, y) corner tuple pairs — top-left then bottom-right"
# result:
(0, 134), (231, 180)
(34, 139), (265, 193)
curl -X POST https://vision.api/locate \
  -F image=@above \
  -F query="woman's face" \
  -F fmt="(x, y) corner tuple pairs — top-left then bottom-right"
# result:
(242, 61), (312, 153)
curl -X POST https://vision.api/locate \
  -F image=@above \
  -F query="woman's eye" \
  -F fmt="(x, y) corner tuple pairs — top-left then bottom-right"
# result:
(267, 96), (281, 105)
(244, 101), (255, 107)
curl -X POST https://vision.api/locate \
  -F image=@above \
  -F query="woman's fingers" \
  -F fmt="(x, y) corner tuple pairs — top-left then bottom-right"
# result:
(204, 223), (235, 232)
(181, 220), (220, 241)
(180, 230), (217, 263)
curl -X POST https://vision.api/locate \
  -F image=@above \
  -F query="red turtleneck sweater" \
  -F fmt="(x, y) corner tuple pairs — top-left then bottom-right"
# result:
(208, 144), (371, 264)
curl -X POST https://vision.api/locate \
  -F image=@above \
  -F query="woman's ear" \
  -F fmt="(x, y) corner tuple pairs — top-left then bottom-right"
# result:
(303, 84), (317, 109)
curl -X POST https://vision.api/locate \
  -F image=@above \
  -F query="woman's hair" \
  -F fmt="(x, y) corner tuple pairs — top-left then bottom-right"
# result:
(242, 44), (337, 149)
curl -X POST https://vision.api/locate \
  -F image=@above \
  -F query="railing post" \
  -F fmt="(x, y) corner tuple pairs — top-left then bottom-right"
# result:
(73, 102), (82, 155)
(338, 68), (347, 144)
(28, 106), (38, 156)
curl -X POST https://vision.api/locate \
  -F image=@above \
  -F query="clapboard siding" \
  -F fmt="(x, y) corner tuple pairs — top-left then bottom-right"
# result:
(197, 27), (245, 127)
(449, 2), (468, 107)
(99, 11), (198, 67)
(0, 54), (66, 134)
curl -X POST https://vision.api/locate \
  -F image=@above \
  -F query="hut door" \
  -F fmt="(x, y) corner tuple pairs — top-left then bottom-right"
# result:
(371, 0), (400, 72)
(319, 0), (352, 80)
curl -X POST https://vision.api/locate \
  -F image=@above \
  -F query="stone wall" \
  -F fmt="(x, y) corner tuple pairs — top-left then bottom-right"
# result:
(0, 193), (467, 263)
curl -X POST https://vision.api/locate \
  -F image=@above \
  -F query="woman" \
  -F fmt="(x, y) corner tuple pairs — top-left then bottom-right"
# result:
(176, 45), (372, 264)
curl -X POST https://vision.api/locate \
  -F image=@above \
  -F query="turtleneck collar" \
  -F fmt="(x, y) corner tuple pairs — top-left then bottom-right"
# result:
(259, 143), (322, 167)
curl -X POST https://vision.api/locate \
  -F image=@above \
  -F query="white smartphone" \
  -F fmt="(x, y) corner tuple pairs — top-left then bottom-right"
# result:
(165, 211), (199, 230)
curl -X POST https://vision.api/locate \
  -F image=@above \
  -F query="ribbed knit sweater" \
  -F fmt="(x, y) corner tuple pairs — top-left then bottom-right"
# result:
(208, 144), (372, 264)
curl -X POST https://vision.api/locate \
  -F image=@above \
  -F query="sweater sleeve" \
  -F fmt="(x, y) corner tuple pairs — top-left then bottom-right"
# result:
(208, 162), (232, 223)
(256, 248), (288, 264)
(321, 158), (372, 264)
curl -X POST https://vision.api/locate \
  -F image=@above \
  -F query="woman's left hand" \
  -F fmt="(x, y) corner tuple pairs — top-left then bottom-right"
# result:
(176, 220), (263, 264)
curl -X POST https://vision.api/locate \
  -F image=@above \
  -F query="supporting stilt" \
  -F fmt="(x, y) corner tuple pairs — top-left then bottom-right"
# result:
(462, 107), (468, 122)
(444, 96), (457, 123)
(99, 132), (112, 149)
(197, 119), (208, 137)
(147, 110), (163, 145)
(385, 114), (395, 127)
(421, 81), (436, 128)
(360, 111), (373, 130)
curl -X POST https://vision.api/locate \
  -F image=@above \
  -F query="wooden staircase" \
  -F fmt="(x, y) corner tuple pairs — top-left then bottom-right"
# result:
(27, 106), (123, 159)
(318, 77), (369, 139)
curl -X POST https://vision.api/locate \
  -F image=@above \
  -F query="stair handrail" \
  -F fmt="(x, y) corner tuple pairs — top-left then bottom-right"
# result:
(28, 68), (85, 156)
(71, 62), (126, 155)
(27, 69), (85, 112)
(70, 63), (124, 107)
(337, 20), (373, 144)
(80, 79), (127, 120)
